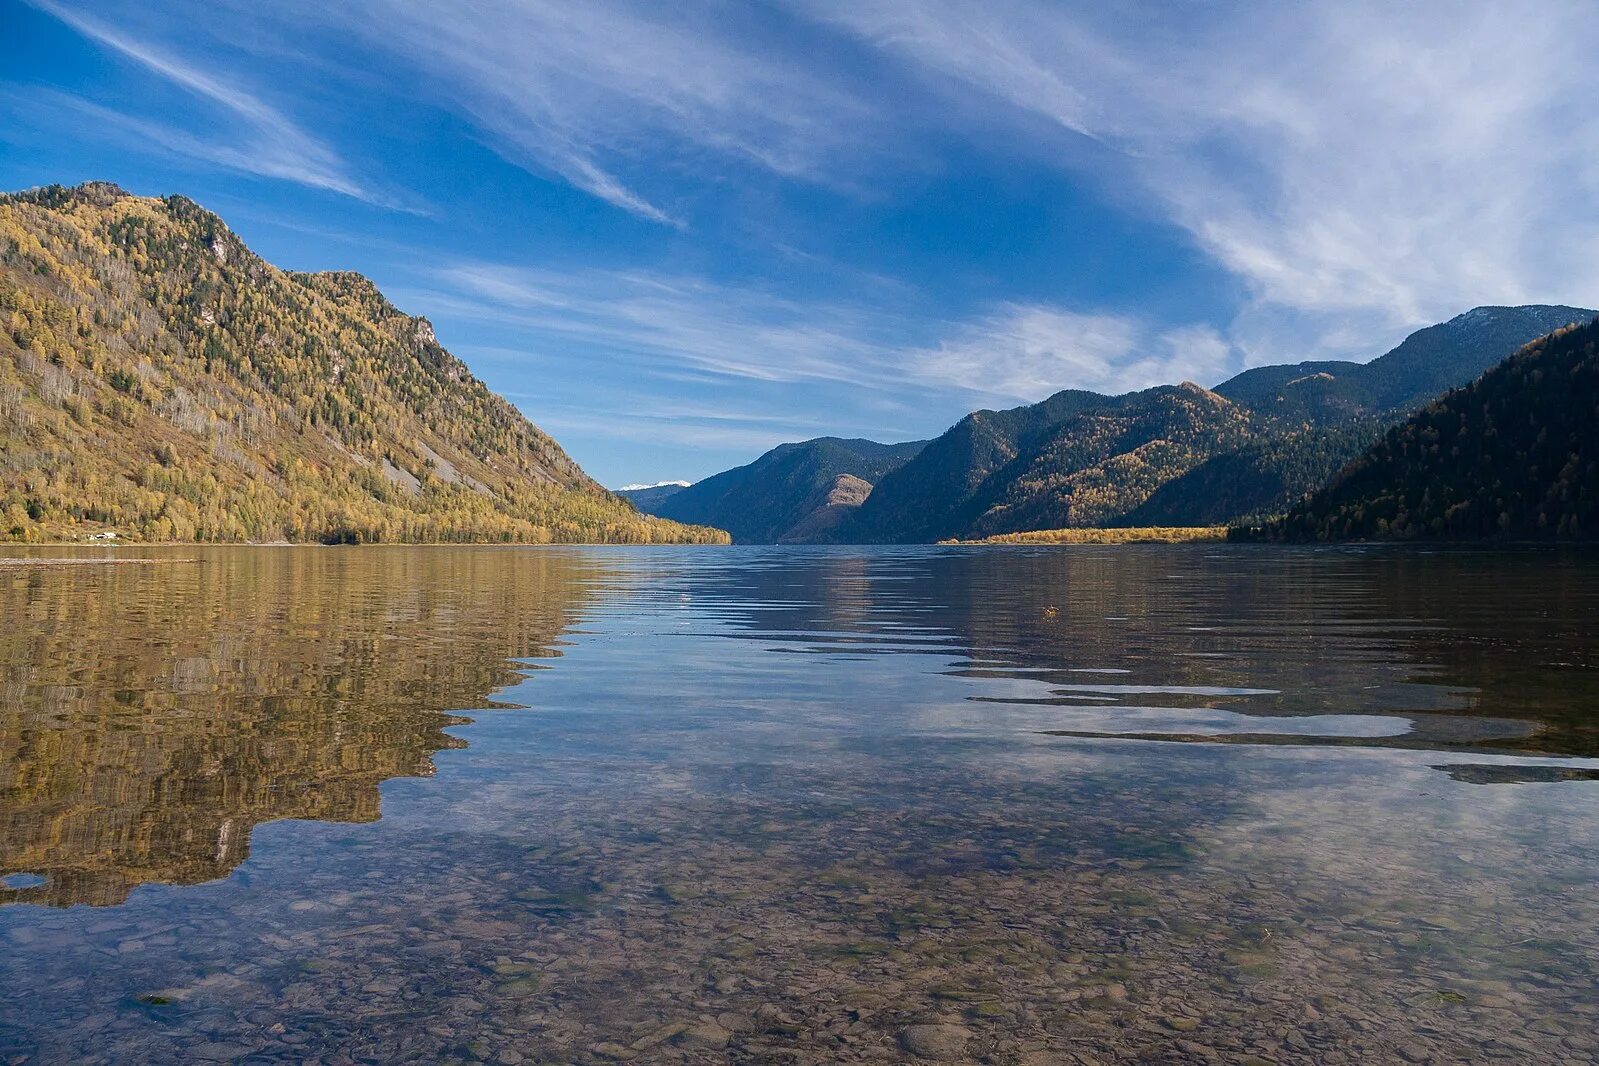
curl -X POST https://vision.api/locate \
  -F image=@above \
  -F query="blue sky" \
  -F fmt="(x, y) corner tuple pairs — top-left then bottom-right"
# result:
(4, 1), (1597, 487)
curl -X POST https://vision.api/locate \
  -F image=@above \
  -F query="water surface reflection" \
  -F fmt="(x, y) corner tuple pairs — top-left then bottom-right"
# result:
(0, 548), (602, 906)
(0, 544), (1596, 1064)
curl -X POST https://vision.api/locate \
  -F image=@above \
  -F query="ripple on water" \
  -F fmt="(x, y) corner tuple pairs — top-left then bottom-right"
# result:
(0, 543), (1596, 1065)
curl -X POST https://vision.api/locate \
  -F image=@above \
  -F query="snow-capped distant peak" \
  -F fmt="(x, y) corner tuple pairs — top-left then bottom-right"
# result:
(617, 480), (691, 491)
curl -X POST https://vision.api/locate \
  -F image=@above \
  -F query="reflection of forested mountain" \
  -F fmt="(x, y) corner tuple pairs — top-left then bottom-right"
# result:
(681, 547), (1599, 757)
(0, 547), (602, 906)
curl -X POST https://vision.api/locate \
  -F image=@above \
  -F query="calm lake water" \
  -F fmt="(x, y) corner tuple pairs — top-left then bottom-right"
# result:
(2, 544), (1597, 1064)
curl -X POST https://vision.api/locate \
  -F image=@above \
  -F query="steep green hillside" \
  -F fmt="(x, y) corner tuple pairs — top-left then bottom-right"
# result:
(1266, 318), (1599, 541)
(654, 437), (925, 543)
(0, 182), (726, 544)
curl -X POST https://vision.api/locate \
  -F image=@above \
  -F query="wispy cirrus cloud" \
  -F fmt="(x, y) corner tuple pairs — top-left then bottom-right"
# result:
(43, 0), (1593, 370)
(26, 0), (1594, 458)
(423, 260), (1233, 410)
(20, 0), (378, 203)
(235, 0), (1599, 366)
(426, 263), (917, 391)
(248, 0), (884, 226)
(520, 405), (833, 455)
(802, 0), (1599, 364)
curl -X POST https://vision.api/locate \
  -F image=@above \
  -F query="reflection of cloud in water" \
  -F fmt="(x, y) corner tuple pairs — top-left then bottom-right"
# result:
(3, 545), (1599, 1064)
(1188, 746), (1599, 911)
(1050, 707), (1412, 738)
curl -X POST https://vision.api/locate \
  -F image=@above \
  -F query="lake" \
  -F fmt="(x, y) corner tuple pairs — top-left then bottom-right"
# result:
(2, 544), (1597, 1064)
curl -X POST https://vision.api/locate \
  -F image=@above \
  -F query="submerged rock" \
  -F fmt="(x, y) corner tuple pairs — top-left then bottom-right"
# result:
(898, 1023), (973, 1059)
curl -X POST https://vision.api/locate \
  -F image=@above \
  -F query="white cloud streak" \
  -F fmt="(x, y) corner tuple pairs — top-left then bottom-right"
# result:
(428, 263), (916, 391)
(430, 261), (1231, 409)
(249, 0), (883, 225)
(22, 0), (373, 202)
(802, 0), (1599, 364)
(912, 305), (1233, 403)
(241, 0), (1598, 367)
(30, 0), (1596, 408)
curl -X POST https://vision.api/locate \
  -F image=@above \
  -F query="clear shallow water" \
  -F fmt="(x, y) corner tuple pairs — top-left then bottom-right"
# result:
(1, 544), (1597, 1064)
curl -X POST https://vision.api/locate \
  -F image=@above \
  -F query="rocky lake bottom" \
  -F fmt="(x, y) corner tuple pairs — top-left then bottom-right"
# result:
(1, 544), (1597, 1064)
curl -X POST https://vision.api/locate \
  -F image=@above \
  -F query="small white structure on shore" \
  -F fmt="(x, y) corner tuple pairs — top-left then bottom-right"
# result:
(87, 531), (119, 542)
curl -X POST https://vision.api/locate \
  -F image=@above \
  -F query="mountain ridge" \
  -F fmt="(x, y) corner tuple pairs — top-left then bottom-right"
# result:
(668, 304), (1593, 544)
(832, 304), (1595, 542)
(0, 182), (727, 544)
(1215, 304), (1596, 423)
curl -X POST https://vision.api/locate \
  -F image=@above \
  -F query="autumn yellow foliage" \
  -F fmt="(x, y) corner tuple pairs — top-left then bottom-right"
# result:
(943, 526), (1227, 545)
(0, 183), (727, 544)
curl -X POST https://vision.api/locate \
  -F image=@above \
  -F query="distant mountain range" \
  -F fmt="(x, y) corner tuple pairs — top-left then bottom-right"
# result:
(1266, 318), (1599, 541)
(9, 182), (1589, 548)
(638, 305), (1594, 543)
(640, 437), (926, 543)
(0, 183), (725, 544)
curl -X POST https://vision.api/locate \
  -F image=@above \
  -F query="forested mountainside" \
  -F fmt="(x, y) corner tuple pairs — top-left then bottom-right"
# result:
(834, 306), (1592, 542)
(0, 183), (725, 544)
(961, 383), (1252, 536)
(649, 437), (925, 543)
(1264, 318), (1599, 542)
(1124, 421), (1385, 527)
(845, 383), (1253, 542)
(834, 391), (1110, 544)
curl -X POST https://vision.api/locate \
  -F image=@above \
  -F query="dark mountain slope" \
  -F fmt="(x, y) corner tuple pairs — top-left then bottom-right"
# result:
(1190, 306), (1596, 527)
(0, 182), (725, 543)
(847, 384), (1251, 541)
(1269, 317), (1599, 541)
(776, 473), (874, 543)
(1214, 360), (1365, 424)
(1125, 421), (1384, 527)
(654, 437), (925, 543)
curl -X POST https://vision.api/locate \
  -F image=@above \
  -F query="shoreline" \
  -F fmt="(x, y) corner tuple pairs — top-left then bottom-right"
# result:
(941, 526), (1228, 545)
